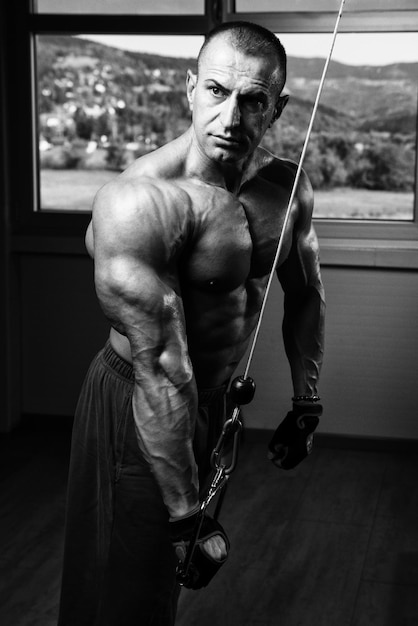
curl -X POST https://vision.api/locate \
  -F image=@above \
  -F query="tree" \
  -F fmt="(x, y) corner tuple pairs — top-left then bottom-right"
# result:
(74, 107), (93, 141)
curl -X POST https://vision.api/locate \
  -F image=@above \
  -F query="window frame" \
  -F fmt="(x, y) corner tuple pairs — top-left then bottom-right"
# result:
(7, 0), (418, 263)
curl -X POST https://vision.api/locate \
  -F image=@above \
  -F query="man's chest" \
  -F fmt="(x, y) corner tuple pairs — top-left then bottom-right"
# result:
(182, 180), (293, 290)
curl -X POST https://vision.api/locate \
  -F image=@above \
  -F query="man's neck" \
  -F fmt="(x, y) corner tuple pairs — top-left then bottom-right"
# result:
(182, 128), (253, 195)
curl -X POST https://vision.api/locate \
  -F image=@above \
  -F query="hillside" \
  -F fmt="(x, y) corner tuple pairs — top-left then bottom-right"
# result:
(36, 35), (417, 191)
(37, 35), (417, 136)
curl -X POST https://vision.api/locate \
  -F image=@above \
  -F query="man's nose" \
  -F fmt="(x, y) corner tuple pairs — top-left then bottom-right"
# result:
(220, 96), (241, 129)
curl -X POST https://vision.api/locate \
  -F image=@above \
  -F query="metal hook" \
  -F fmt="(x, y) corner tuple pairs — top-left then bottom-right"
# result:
(210, 413), (243, 475)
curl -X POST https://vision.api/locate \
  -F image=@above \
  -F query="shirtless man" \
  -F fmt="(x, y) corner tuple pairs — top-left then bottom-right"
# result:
(58, 21), (324, 626)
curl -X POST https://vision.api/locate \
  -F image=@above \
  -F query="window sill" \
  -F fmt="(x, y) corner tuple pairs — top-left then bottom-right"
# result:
(320, 237), (418, 269)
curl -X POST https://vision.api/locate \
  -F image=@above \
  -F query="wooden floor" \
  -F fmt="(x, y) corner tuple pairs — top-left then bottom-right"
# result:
(1, 419), (418, 626)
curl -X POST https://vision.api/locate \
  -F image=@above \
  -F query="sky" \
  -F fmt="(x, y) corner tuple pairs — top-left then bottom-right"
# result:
(79, 32), (418, 66)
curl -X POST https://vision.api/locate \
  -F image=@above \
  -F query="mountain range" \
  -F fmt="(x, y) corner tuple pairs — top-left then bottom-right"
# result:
(37, 35), (417, 137)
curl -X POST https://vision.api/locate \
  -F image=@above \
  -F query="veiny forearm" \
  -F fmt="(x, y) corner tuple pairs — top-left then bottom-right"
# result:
(123, 306), (200, 519)
(132, 376), (199, 518)
(282, 284), (325, 396)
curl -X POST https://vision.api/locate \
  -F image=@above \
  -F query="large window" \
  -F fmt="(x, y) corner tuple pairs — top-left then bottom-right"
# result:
(7, 0), (418, 244)
(35, 27), (418, 222)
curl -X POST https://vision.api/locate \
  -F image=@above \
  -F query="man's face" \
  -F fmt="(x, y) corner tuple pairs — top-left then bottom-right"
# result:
(187, 35), (283, 166)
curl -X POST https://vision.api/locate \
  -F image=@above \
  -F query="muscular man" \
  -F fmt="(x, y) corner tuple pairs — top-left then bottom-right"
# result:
(58, 20), (324, 626)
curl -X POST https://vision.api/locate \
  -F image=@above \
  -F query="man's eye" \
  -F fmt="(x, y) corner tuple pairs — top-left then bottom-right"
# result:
(210, 86), (224, 97)
(243, 97), (266, 112)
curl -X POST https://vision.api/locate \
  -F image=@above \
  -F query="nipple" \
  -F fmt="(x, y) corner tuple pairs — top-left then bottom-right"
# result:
(206, 278), (220, 291)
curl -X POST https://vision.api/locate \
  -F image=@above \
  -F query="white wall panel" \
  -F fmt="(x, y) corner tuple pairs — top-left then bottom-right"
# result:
(244, 267), (418, 441)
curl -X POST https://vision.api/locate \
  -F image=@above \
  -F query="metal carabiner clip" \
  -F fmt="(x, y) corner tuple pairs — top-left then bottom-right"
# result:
(210, 409), (243, 475)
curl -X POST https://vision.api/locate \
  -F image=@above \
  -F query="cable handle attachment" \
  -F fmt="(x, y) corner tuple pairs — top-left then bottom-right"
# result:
(229, 375), (256, 407)
(210, 375), (256, 474)
(178, 376), (256, 582)
(210, 414), (242, 475)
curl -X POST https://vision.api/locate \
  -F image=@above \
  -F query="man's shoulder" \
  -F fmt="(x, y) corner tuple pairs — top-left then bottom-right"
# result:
(91, 147), (196, 257)
(253, 147), (301, 186)
(241, 148), (314, 239)
(253, 147), (313, 207)
(96, 172), (190, 207)
(92, 175), (195, 252)
(93, 138), (191, 214)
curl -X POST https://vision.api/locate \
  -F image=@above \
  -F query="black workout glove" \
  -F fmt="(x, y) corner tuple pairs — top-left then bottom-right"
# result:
(169, 508), (230, 590)
(268, 400), (322, 469)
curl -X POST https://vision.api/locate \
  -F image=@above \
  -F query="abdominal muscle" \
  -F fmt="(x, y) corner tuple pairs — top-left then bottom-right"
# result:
(109, 275), (267, 389)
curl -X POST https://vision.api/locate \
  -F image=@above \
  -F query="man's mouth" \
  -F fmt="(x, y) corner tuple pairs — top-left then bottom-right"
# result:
(213, 134), (241, 147)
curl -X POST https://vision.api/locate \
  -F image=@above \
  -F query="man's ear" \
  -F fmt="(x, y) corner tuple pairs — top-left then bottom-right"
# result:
(270, 94), (289, 127)
(186, 70), (197, 111)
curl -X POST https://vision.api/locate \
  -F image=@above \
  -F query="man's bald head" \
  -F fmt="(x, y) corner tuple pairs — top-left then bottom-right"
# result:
(197, 21), (287, 95)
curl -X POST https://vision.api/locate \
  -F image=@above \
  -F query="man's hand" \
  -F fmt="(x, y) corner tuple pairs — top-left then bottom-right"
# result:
(169, 508), (230, 589)
(268, 400), (322, 469)
(201, 534), (228, 561)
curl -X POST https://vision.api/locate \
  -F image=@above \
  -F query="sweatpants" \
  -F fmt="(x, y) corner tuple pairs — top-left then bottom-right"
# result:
(57, 341), (227, 626)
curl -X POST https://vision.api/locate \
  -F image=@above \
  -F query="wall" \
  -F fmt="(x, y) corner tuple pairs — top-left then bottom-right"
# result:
(243, 266), (418, 441)
(17, 251), (418, 441)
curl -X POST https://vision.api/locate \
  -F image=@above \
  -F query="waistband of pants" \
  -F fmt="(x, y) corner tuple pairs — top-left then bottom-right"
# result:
(101, 340), (228, 404)
(102, 340), (135, 382)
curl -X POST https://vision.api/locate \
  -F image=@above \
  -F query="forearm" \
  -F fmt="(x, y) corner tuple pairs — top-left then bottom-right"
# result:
(282, 284), (325, 396)
(132, 378), (200, 518)
(99, 276), (200, 517)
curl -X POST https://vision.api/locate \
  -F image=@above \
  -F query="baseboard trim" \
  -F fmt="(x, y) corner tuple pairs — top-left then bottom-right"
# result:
(245, 427), (418, 453)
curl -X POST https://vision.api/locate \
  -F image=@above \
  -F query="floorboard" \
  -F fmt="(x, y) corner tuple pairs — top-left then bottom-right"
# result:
(1, 420), (417, 626)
